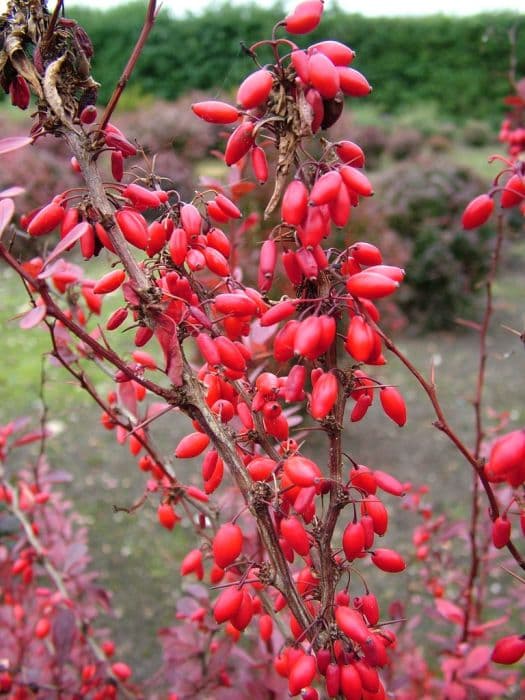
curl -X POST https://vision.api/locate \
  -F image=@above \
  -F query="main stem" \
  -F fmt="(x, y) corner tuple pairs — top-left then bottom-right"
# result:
(461, 215), (505, 642)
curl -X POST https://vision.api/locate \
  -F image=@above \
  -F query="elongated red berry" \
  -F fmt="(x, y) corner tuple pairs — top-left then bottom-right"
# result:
(157, 503), (178, 530)
(213, 523), (243, 568)
(308, 52), (340, 99)
(347, 271), (398, 299)
(310, 40), (355, 66)
(111, 662), (132, 682)
(340, 165), (373, 197)
(123, 183), (163, 209)
(379, 386), (407, 426)
(237, 69), (273, 109)
(225, 122), (254, 166)
(310, 372), (338, 419)
(285, 0), (323, 35)
(351, 241), (382, 266)
(338, 67), (372, 96)
(310, 170), (342, 205)
(335, 606), (370, 645)
(258, 239), (277, 292)
(247, 456), (276, 481)
(282, 180), (309, 225)
(115, 208), (148, 249)
(180, 203), (202, 236)
(214, 293), (257, 316)
(336, 140), (365, 167)
(340, 664), (362, 699)
(283, 455), (321, 487)
(500, 173), (525, 209)
(27, 202), (64, 236)
(35, 618), (51, 639)
(191, 100), (240, 124)
(492, 516), (511, 549)
(213, 586), (243, 623)
(251, 146), (269, 184)
(93, 269), (126, 294)
(260, 300), (296, 327)
(461, 193), (494, 229)
(486, 429), (525, 479)
(342, 521), (366, 561)
(371, 547), (406, 573)
(491, 634), (525, 664)
(281, 516), (310, 556)
(288, 654), (317, 696)
(175, 432), (210, 458)
(180, 549), (204, 578)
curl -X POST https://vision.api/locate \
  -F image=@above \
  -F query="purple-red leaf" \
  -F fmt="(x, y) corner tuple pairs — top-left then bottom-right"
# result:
(0, 198), (15, 239)
(435, 598), (465, 626)
(462, 678), (507, 696)
(18, 305), (46, 330)
(460, 645), (492, 677)
(0, 186), (25, 198)
(117, 380), (138, 419)
(0, 136), (33, 155)
(42, 222), (91, 269)
(51, 607), (76, 666)
(155, 315), (183, 387)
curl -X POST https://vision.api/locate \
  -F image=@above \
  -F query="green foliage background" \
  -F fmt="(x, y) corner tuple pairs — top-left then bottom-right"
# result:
(69, 2), (525, 121)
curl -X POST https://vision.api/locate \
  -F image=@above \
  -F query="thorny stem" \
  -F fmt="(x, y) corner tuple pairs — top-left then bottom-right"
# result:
(376, 309), (525, 572)
(67, 131), (150, 293)
(180, 362), (313, 635)
(461, 215), (505, 642)
(98, 0), (160, 133)
(0, 230), (315, 648)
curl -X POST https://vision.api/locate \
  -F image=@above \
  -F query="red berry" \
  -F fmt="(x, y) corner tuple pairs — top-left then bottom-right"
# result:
(213, 523), (243, 569)
(174, 432), (210, 458)
(492, 516), (511, 549)
(111, 662), (132, 682)
(224, 122), (254, 166)
(284, 1), (324, 35)
(491, 634), (525, 664)
(462, 193), (494, 229)
(237, 69), (274, 109)
(371, 548), (406, 573)
(93, 269), (126, 294)
(157, 503), (178, 530)
(191, 100), (240, 123)
(379, 386), (407, 426)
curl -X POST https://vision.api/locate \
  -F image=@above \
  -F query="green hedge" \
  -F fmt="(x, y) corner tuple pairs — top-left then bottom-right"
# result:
(70, 2), (524, 122)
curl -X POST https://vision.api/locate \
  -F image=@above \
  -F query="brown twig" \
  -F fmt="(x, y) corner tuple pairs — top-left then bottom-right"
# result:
(98, 0), (160, 133)
(461, 214), (505, 642)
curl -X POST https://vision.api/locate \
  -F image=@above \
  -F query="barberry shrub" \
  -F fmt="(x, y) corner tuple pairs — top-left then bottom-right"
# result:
(0, 1), (523, 699)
